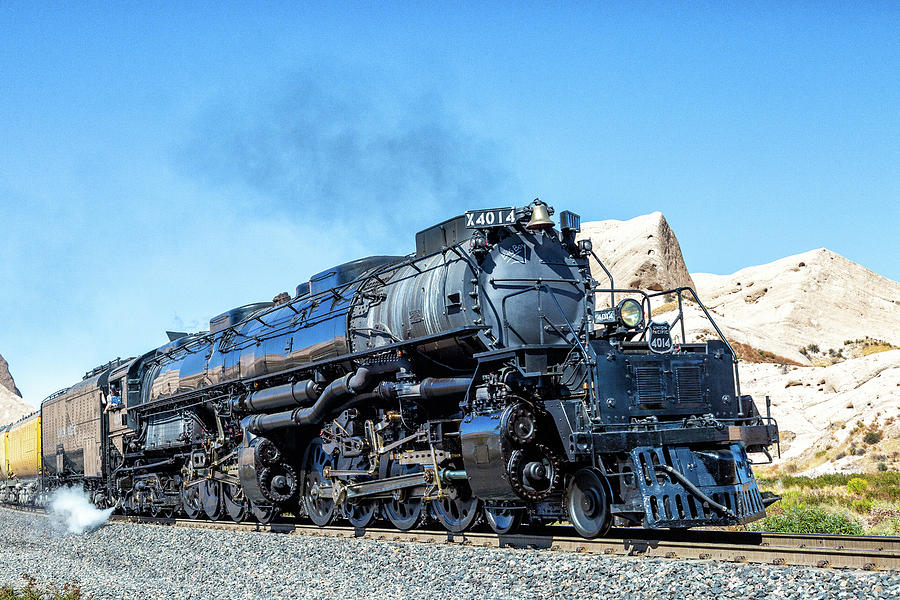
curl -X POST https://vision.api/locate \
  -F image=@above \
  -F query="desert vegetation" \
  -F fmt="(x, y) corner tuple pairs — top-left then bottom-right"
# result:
(774, 417), (896, 475)
(799, 337), (896, 365)
(750, 472), (900, 535)
(0, 575), (81, 600)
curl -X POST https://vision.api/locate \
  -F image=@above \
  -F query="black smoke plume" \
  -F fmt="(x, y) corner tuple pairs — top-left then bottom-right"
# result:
(179, 69), (516, 244)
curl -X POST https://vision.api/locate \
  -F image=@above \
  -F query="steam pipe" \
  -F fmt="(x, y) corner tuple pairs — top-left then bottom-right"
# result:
(291, 368), (375, 425)
(243, 373), (472, 434)
(410, 377), (473, 400)
(234, 379), (319, 413)
(245, 368), (374, 434)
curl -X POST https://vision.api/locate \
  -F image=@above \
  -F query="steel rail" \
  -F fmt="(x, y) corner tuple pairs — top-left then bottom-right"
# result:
(3, 505), (896, 571)
(108, 516), (898, 571)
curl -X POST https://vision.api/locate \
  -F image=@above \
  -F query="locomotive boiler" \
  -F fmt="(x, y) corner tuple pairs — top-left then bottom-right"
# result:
(5, 200), (779, 537)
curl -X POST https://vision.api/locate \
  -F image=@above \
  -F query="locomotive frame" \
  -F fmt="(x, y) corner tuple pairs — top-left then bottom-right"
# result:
(1, 200), (779, 537)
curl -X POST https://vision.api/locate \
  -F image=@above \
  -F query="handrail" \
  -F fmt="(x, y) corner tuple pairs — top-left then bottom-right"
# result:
(144, 242), (476, 368)
(588, 249), (615, 308)
(591, 285), (743, 402)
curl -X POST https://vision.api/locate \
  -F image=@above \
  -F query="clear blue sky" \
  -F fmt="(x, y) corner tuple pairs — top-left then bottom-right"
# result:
(2, 3), (898, 405)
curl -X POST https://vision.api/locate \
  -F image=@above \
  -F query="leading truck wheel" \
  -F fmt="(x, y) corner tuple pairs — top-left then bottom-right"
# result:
(566, 468), (612, 539)
(483, 505), (522, 535)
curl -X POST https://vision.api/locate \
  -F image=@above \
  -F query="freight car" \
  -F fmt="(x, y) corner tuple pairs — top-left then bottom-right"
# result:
(0, 412), (42, 505)
(3, 200), (778, 536)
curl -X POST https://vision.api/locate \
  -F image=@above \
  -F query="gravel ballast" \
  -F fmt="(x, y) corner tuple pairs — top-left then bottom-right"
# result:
(0, 509), (897, 599)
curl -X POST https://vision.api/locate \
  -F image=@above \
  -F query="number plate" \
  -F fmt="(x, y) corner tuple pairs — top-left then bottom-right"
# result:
(465, 207), (517, 229)
(595, 308), (618, 325)
(648, 321), (674, 354)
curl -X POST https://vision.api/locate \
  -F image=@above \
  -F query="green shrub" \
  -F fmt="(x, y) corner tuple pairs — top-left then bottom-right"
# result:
(863, 431), (881, 445)
(749, 506), (863, 535)
(851, 499), (873, 513)
(877, 462), (888, 472)
(847, 477), (869, 495)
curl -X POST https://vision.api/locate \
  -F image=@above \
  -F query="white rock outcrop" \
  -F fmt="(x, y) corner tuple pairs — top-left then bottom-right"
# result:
(0, 385), (32, 426)
(579, 212), (694, 294)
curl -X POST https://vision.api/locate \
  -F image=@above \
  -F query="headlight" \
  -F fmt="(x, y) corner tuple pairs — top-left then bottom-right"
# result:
(618, 298), (643, 328)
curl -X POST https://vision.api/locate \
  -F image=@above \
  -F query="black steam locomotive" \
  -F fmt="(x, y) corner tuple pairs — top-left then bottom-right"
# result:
(16, 200), (779, 537)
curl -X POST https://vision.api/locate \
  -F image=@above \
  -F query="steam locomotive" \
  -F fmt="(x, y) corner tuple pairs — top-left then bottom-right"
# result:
(2, 200), (778, 537)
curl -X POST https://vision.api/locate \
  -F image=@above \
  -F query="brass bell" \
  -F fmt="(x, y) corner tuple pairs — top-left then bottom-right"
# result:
(526, 199), (554, 230)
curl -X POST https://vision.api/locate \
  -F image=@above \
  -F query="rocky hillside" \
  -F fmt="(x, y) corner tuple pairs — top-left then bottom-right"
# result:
(740, 350), (900, 475)
(692, 248), (900, 365)
(0, 354), (32, 426)
(578, 212), (694, 293)
(580, 215), (900, 475)
(0, 385), (32, 426)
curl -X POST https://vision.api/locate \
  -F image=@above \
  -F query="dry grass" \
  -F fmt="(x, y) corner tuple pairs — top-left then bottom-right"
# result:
(861, 343), (895, 356)
(728, 340), (803, 366)
(0, 575), (81, 600)
(650, 302), (678, 317)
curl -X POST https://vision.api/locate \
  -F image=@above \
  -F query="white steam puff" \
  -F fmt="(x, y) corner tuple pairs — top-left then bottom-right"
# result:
(48, 487), (113, 534)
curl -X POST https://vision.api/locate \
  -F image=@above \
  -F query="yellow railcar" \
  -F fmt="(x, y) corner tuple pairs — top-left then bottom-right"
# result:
(1, 428), (8, 480)
(6, 413), (41, 479)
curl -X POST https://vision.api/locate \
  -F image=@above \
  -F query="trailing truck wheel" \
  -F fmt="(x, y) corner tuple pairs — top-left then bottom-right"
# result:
(566, 468), (612, 539)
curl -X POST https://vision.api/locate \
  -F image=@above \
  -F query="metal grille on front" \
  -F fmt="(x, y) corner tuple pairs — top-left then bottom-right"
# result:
(635, 366), (663, 404)
(675, 366), (702, 404)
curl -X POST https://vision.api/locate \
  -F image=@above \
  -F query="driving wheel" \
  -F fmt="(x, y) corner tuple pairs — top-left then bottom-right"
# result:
(223, 483), (248, 523)
(431, 486), (481, 533)
(201, 480), (224, 521)
(302, 438), (335, 527)
(181, 485), (201, 520)
(380, 460), (424, 530)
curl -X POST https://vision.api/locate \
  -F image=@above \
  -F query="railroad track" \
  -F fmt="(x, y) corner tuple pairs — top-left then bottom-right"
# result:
(4, 504), (898, 571)
(110, 514), (900, 571)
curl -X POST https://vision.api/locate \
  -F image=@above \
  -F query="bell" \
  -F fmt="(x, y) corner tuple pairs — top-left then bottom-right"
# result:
(526, 200), (554, 230)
